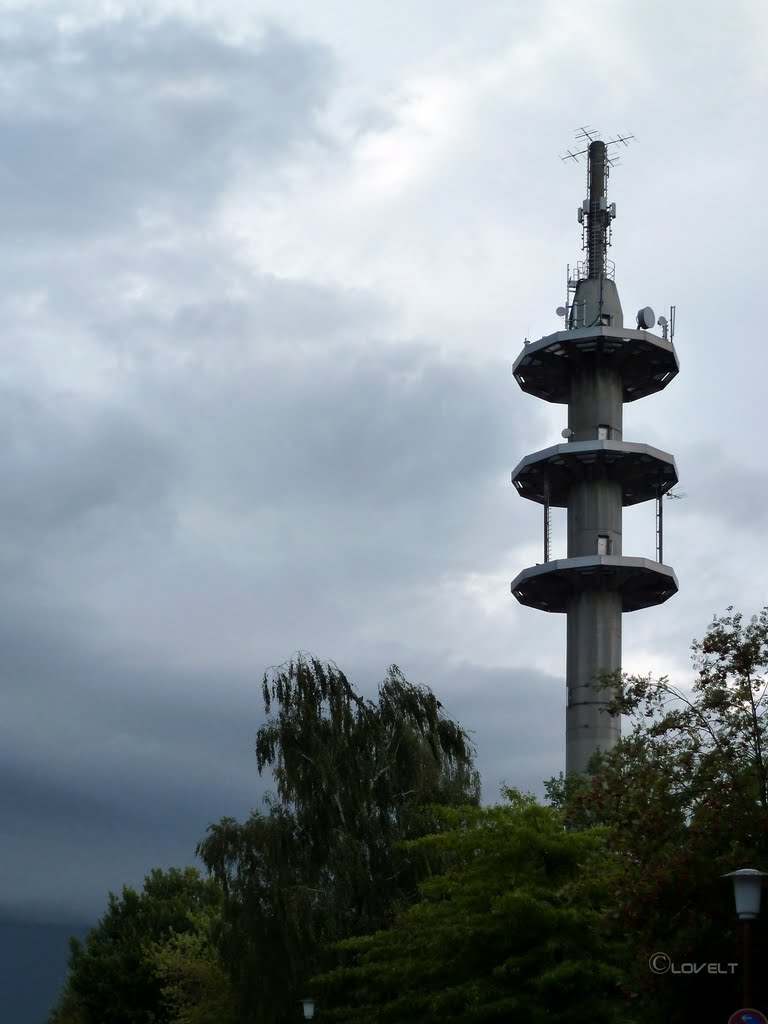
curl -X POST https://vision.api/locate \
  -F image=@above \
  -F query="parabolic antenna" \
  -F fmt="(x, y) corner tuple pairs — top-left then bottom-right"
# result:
(556, 306), (567, 317)
(636, 306), (655, 330)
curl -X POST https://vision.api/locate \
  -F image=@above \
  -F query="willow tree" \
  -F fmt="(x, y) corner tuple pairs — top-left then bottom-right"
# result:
(197, 657), (480, 1024)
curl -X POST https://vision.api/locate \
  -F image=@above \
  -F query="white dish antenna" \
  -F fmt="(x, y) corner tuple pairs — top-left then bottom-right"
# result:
(636, 306), (655, 330)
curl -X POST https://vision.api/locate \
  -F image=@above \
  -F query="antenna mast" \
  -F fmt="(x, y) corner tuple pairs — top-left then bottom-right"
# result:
(586, 138), (609, 278)
(560, 128), (635, 330)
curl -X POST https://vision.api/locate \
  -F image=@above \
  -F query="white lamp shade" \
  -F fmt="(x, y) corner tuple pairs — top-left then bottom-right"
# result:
(722, 868), (768, 920)
(299, 997), (316, 1019)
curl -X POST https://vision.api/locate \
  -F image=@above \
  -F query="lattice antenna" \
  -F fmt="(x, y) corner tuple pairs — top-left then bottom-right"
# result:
(560, 128), (635, 167)
(560, 130), (635, 278)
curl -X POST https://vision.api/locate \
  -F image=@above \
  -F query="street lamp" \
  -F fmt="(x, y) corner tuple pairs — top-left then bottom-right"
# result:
(298, 996), (316, 1020)
(722, 868), (767, 1007)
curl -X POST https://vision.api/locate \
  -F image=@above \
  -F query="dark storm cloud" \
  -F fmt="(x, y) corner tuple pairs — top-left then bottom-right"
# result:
(2, 614), (262, 920)
(5, 659), (260, 834)
(2, 759), (121, 832)
(4, 642), (562, 920)
(0, 15), (335, 234)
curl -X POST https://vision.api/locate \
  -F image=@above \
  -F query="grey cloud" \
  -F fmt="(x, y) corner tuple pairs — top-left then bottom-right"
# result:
(415, 663), (565, 801)
(665, 441), (768, 534)
(39, 252), (541, 578)
(90, 276), (395, 365)
(129, 340), (539, 580)
(0, 323), (542, 688)
(0, 16), (335, 235)
(0, 387), (178, 557)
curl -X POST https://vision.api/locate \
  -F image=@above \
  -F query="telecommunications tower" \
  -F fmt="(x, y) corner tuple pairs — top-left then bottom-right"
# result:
(510, 130), (679, 775)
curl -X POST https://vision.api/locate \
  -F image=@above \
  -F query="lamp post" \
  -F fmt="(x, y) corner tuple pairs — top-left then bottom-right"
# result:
(298, 996), (316, 1020)
(722, 868), (767, 1008)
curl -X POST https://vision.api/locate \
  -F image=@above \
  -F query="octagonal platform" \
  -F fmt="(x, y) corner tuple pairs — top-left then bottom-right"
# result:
(511, 556), (678, 613)
(513, 326), (679, 404)
(511, 440), (678, 506)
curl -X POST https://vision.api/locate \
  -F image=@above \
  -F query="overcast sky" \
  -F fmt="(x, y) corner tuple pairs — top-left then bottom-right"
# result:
(2, 0), (767, 925)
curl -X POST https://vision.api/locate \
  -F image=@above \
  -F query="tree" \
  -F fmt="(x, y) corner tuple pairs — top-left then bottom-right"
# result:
(46, 986), (87, 1024)
(314, 790), (627, 1023)
(197, 657), (481, 1024)
(144, 902), (238, 1024)
(548, 607), (768, 1023)
(48, 867), (225, 1024)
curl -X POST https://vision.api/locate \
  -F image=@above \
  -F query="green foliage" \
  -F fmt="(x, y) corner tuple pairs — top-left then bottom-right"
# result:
(195, 804), (319, 1024)
(144, 902), (238, 1024)
(550, 607), (768, 1023)
(255, 656), (480, 834)
(197, 656), (481, 1024)
(315, 789), (627, 1023)
(47, 867), (225, 1024)
(46, 985), (87, 1024)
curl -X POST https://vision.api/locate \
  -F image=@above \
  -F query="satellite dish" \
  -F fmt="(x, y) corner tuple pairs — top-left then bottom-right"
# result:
(556, 306), (566, 317)
(636, 306), (655, 330)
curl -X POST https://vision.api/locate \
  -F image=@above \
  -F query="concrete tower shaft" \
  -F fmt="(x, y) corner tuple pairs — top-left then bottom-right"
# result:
(566, 588), (622, 769)
(511, 137), (679, 776)
(569, 364), (623, 442)
(564, 365), (625, 770)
